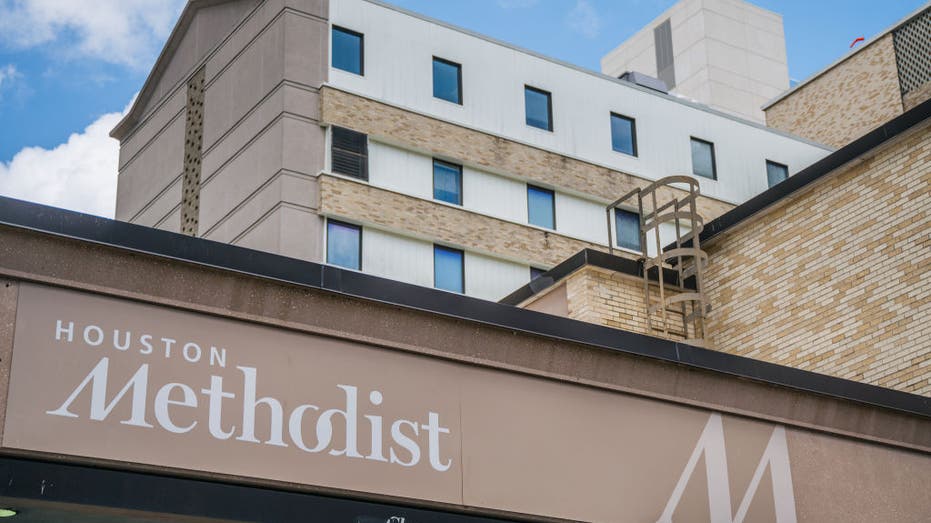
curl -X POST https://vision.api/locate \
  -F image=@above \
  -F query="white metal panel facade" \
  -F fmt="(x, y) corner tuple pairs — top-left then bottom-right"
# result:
(328, 223), (535, 301)
(462, 167), (527, 223)
(465, 252), (531, 301)
(367, 141), (433, 199)
(555, 193), (608, 244)
(329, 0), (831, 205)
(367, 141), (606, 244)
(361, 227), (434, 288)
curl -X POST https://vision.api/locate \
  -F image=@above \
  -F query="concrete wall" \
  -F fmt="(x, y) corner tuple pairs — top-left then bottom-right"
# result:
(703, 118), (931, 395)
(600, 0), (789, 123)
(115, 0), (330, 262)
(141, 0), (262, 117)
(115, 88), (186, 230)
(330, 0), (827, 205)
(116, 0), (262, 227)
(764, 33), (903, 149)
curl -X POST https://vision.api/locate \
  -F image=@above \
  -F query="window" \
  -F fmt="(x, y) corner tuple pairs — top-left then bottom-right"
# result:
(434, 245), (464, 293)
(690, 137), (716, 179)
(530, 267), (547, 280)
(524, 86), (552, 131)
(766, 160), (788, 187)
(326, 220), (361, 270)
(433, 57), (462, 104)
(615, 209), (641, 251)
(332, 26), (363, 75)
(433, 159), (462, 205)
(610, 113), (637, 156)
(527, 185), (555, 229)
(331, 126), (368, 180)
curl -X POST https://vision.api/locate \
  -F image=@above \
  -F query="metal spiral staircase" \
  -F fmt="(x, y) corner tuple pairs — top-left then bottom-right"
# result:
(606, 176), (710, 346)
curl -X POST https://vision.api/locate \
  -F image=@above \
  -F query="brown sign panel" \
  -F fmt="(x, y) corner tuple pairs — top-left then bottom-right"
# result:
(4, 284), (931, 522)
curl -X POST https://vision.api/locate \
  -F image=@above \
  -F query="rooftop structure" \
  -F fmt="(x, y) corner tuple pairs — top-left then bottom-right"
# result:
(600, 0), (789, 123)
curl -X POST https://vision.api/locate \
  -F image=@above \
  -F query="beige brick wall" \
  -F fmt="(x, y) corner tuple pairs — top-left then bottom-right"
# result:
(703, 119), (931, 395)
(320, 87), (734, 221)
(904, 81), (931, 111)
(523, 265), (685, 340)
(764, 33), (903, 149)
(320, 174), (608, 267)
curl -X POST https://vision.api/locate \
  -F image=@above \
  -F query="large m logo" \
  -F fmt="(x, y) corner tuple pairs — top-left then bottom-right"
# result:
(657, 413), (797, 523)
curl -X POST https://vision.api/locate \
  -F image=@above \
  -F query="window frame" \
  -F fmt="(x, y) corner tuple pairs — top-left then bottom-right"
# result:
(433, 245), (465, 294)
(766, 160), (789, 188)
(610, 112), (638, 157)
(690, 136), (717, 180)
(530, 267), (547, 281)
(432, 56), (463, 105)
(527, 184), (556, 230)
(325, 219), (362, 271)
(331, 25), (364, 76)
(432, 158), (463, 205)
(614, 208), (642, 252)
(524, 85), (553, 132)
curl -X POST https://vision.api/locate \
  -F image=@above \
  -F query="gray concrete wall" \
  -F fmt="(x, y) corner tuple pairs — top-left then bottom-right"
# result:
(141, 0), (262, 117)
(115, 0), (329, 261)
(600, 0), (789, 123)
(115, 88), (185, 225)
(198, 2), (328, 262)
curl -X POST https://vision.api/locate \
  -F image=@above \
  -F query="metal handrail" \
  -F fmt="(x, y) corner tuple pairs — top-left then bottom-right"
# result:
(604, 175), (710, 343)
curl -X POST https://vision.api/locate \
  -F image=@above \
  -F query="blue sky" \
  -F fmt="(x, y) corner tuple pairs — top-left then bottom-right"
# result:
(0, 0), (925, 216)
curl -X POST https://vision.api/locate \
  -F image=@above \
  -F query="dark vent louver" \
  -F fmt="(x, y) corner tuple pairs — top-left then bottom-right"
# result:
(331, 126), (368, 180)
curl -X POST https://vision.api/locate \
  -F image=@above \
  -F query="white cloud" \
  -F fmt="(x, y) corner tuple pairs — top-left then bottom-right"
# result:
(0, 63), (20, 89)
(0, 96), (134, 217)
(0, 0), (185, 68)
(567, 0), (602, 39)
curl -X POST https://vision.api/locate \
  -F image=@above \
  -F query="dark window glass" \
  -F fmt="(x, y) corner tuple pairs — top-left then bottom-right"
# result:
(524, 86), (552, 131)
(527, 185), (555, 229)
(326, 220), (361, 270)
(610, 113), (637, 156)
(766, 160), (788, 187)
(332, 26), (363, 75)
(433, 57), (462, 104)
(615, 209), (641, 251)
(433, 159), (462, 205)
(434, 246), (464, 293)
(530, 267), (546, 280)
(331, 126), (368, 180)
(690, 137), (716, 179)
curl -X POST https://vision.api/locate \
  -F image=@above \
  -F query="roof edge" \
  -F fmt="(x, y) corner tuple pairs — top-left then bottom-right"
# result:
(0, 197), (929, 419)
(762, 3), (931, 110)
(498, 248), (691, 306)
(701, 95), (931, 245)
